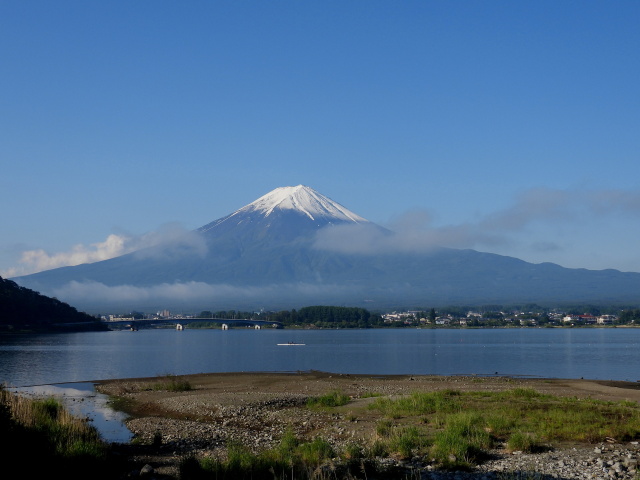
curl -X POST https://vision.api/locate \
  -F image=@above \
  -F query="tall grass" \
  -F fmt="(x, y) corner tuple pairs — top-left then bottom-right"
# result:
(1, 389), (106, 457)
(0, 386), (118, 479)
(386, 425), (429, 459)
(307, 390), (350, 408)
(430, 412), (493, 469)
(180, 428), (336, 480)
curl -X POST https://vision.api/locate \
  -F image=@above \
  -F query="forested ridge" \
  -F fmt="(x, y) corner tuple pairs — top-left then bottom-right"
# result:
(0, 276), (106, 332)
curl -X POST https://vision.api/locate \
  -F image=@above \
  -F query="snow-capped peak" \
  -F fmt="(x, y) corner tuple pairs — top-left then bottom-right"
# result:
(241, 185), (368, 223)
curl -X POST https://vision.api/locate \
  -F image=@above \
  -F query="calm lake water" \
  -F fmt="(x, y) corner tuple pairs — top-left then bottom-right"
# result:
(2, 327), (639, 387)
(2, 327), (639, 443)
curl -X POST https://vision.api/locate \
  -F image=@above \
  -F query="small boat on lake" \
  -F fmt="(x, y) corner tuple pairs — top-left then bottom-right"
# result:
(277, 342), (305, 346)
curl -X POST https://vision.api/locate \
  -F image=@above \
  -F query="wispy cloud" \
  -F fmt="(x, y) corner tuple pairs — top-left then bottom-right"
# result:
(130, 224), (208, 260)
(313, 187), (640, 256)
(2, 223), (207, 277)
(49, 280), (363, 311)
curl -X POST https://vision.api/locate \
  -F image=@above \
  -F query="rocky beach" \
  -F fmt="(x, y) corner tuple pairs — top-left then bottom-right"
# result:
(95, 372), (640, 479)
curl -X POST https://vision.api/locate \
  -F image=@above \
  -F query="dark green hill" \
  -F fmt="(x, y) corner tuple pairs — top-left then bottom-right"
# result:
(0, 276), (106, 332)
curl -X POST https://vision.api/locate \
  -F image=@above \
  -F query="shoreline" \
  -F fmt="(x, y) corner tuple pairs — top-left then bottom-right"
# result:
(94, 370), (640, 400)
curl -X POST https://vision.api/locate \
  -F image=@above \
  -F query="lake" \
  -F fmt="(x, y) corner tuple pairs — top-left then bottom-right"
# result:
(2, 327), (639, 388)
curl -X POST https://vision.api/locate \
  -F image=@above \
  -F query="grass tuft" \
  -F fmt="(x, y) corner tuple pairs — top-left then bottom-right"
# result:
(506, 431), (543, 453)
(180, 428), (336, 480)
(307, 390), (350, 408)
(152, 374), (192, 392)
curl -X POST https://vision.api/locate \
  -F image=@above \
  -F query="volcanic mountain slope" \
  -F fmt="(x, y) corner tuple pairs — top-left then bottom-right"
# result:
(13, 185), (640, 311)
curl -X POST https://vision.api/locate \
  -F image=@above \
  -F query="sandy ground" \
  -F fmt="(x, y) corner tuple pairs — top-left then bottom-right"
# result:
(95, 372), (640, 478)
(96, 371), (640, 409)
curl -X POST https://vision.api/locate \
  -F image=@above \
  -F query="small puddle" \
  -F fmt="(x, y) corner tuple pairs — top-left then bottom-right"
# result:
(10, 382), (133, 444)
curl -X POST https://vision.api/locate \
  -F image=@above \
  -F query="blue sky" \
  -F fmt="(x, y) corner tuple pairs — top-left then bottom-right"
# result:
(1, 1), (640, 278)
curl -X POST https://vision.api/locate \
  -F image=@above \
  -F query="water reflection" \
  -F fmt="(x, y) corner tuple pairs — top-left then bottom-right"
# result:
(10, 382), (132, 444)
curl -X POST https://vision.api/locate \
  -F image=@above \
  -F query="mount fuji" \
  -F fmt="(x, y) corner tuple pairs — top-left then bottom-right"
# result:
(13, 185), (640, 312)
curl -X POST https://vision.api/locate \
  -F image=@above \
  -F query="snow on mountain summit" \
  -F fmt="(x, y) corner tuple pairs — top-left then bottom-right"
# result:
(240, 185), (368, 223)
(197, 185), (368, 234)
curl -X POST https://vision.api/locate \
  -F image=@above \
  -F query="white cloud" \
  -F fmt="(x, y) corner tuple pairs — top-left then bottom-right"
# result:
(19, 234), (128, 272)
(3, 223), (207, 277)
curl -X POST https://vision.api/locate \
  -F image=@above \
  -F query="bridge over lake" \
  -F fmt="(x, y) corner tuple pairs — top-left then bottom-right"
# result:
(104, 318), (283, 330)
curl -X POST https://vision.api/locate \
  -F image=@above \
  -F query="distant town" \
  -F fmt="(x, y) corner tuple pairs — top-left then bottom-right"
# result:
(380, 310), (620, 327)
(99, 305), (640, 328)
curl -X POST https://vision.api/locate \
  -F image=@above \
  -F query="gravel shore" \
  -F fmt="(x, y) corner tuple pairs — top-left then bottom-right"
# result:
(95, 372), (640, 479)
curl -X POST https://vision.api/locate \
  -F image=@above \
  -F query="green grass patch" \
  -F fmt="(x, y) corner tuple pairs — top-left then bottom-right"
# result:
(306, 390), (350, 408)
(154, 385), (640, 476)
(506, 431), (543, 453)
(369, 390), (462, 418)
(367, 388), (640, 470)
(360, 391), (383, 398)
(430, 412), (493, 469)
(387, 425), (429, 459)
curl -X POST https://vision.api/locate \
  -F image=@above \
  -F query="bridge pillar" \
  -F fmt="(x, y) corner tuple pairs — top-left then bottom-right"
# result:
(222, 324), (228, 330)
